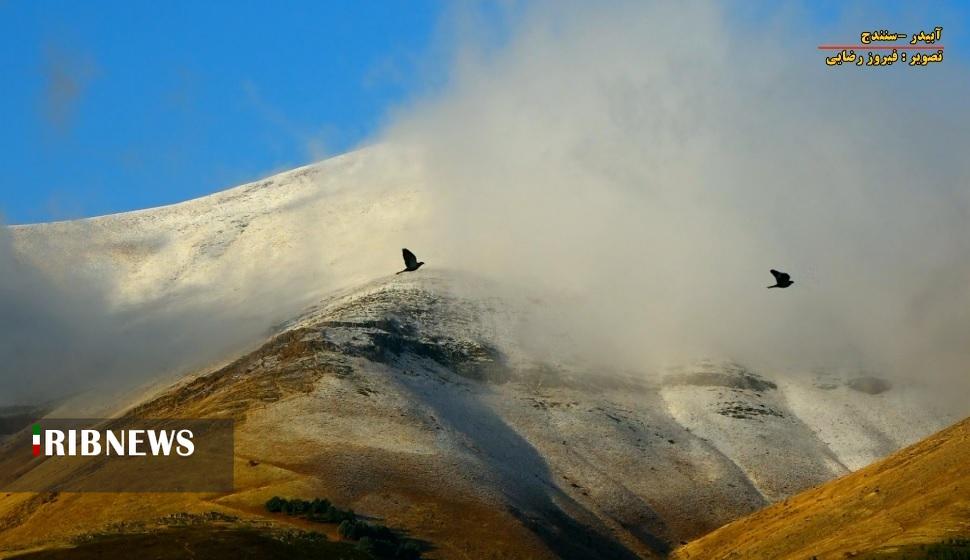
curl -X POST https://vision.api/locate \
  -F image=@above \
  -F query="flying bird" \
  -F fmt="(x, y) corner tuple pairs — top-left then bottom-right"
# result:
(396, 248), (425, 274)
(767, 269), (794, 288)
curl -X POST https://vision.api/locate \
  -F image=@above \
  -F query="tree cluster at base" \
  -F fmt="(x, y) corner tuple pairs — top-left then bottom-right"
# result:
(265, 496), (422, 559)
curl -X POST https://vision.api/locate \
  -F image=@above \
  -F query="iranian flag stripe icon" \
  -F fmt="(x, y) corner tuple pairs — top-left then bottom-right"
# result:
(32, 424), (40, 456)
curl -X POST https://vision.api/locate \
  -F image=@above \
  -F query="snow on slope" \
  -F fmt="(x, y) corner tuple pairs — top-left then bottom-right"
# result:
(660, 363), (963, 501)
(775, 373), (957, 471)
(10, 145), (426, 308)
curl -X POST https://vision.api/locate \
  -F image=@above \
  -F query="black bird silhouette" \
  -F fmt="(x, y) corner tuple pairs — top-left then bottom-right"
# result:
(767, 269), (794, 288)
(396, 248), (425, 274)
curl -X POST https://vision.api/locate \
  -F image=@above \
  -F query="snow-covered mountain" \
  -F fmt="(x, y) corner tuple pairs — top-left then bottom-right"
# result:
(0, 146), (965, 558)
(3, 145), (428, 411)
(11, 145), (425, 306)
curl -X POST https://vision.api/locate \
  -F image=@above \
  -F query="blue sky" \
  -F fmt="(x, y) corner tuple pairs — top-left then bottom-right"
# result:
(0, 1), (965, 224)
(0, 1), (451, 224)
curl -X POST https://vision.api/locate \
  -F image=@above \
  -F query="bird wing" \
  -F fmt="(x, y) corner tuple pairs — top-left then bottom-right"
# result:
(402, 248), (418, 268)
(770, 269), (790, 283)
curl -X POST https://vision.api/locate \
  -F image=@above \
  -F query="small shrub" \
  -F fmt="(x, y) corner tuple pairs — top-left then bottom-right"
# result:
(265, 496), (286, 513)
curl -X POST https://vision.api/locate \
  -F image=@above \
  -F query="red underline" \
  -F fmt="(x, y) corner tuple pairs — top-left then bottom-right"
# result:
(817, 45), (943, 50)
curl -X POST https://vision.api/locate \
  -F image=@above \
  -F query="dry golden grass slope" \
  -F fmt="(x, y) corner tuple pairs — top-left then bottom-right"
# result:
(673, 415), (970, 560)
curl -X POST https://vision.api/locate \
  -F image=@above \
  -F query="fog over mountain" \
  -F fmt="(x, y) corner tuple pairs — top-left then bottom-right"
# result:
(1, 1), (969, 406)
(385, 1), (970, 383)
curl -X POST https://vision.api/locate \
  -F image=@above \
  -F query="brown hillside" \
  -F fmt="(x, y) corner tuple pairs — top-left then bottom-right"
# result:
(673, 415), (970, 559)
